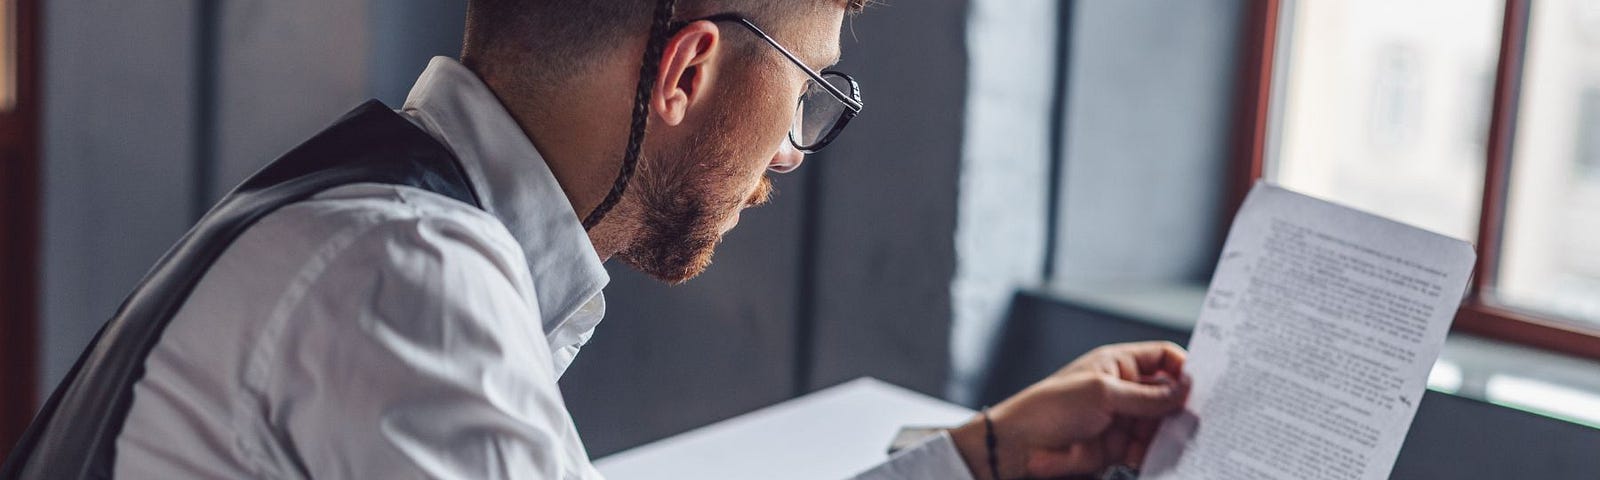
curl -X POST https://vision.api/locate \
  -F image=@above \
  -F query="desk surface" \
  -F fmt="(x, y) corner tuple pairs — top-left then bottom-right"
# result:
(594, 377), (975, 480)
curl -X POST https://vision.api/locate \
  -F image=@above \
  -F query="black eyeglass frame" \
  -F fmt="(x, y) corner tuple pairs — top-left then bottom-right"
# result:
(671, 13), (863, 154)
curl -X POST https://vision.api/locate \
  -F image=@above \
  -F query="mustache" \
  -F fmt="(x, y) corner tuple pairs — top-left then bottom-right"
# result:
(745, 176), (775, 208)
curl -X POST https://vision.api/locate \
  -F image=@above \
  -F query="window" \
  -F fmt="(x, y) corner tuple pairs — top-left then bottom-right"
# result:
(1245, 0), (1600, 362)
(1496, 0), (1600, 332)
(1269, 0), (1502, 242)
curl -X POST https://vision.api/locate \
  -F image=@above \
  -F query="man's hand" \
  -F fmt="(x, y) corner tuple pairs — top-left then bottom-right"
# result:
(948, 341), (1190, 480)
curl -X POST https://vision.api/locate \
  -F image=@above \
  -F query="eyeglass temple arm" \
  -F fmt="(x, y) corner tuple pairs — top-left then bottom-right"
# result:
(677, 13), (863, 112)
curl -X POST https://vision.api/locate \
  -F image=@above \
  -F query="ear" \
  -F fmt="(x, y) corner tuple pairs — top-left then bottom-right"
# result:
(653, 21), (721, 127)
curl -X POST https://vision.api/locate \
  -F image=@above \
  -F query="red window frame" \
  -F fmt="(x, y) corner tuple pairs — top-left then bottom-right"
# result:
(0, 0), (39, 459)
(1229, 0), (1600, 362)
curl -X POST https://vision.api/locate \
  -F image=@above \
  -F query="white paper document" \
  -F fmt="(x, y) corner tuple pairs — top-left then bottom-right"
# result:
(1142, 183), (1476, 480)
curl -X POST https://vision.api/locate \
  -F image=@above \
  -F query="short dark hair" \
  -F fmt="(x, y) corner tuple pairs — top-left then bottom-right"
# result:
(461, 0), (864, 90)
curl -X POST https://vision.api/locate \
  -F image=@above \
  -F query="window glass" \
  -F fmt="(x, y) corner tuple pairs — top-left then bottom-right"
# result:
(1268, 0), (1503, 241)
(0, 0), (15, 112)
(1495, 0), (1600, 329)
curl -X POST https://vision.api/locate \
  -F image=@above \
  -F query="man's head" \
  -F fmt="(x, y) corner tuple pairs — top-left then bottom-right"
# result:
(462, 0), (865, 284)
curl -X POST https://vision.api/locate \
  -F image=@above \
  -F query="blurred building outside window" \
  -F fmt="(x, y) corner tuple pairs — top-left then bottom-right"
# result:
(1270, 0), (1499, 246)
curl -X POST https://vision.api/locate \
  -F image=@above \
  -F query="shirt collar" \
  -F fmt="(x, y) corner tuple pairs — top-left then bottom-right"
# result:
(398, 56), (609, 333)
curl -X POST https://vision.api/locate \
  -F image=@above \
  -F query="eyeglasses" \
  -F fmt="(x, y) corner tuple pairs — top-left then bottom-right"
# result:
(673, 13), (863, 154)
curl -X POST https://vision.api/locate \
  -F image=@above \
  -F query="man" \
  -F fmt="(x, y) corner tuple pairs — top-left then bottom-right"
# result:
(4, 0), (1190, 478)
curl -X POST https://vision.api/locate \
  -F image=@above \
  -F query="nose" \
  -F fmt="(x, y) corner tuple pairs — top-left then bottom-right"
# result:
(767, 140), (805, 174)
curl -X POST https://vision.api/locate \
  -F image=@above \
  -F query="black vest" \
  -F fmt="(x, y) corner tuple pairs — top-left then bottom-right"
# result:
(1, 100), (482, 479)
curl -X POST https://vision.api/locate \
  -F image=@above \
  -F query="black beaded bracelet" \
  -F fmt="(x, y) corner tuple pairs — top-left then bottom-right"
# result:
(983, 407), (1000, 480)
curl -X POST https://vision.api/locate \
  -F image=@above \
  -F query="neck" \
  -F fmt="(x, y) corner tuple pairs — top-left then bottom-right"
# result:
(469, 57), (643, 261)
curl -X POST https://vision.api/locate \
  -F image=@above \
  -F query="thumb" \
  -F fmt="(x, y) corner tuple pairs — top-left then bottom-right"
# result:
(1102, 376), (1188, 417)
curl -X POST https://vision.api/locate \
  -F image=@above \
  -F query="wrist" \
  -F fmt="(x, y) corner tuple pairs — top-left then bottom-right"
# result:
(949, 417), (993, 480)
(950, 409), (1014, 480)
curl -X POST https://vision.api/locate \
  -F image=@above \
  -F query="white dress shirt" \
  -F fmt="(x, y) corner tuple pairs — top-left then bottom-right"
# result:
(113, 56), (972, 480)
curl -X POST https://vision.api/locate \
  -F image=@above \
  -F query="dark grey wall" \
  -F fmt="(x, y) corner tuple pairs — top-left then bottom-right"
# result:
(210, 0), (370, 201)
(1054, 0), (1242, 286)
(41, 0), (200, 389)
(802, 0), (968, 397)
(369, 0), (468, 106)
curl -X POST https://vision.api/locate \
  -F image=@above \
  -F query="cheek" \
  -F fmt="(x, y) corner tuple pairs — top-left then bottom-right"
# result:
(727, 91), (795, 169)
(758, 71), (803, 150)
(771, 92), (798, 144)
(740, 90), (796, 157)
(688, 73), (800, 202)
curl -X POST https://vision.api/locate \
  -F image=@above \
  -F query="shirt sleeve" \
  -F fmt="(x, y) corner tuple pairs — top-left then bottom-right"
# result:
(847, 431), (977, 480)
(257, 214), (602, 480)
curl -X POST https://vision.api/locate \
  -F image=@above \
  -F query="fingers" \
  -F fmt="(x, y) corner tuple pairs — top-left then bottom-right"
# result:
(1102, 375), (1189, 417)
(1111, 341), (1188, 378)
(1114, 354), (1140, 382)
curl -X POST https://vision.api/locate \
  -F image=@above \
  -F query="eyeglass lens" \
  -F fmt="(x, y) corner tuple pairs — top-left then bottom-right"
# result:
(791, 72), (855, 149)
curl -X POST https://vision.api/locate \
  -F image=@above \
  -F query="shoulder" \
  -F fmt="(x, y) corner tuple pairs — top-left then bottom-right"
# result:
(244, 182), (551, 390)
(239, 182), (528, 283)
(227, 181), (543, 354)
